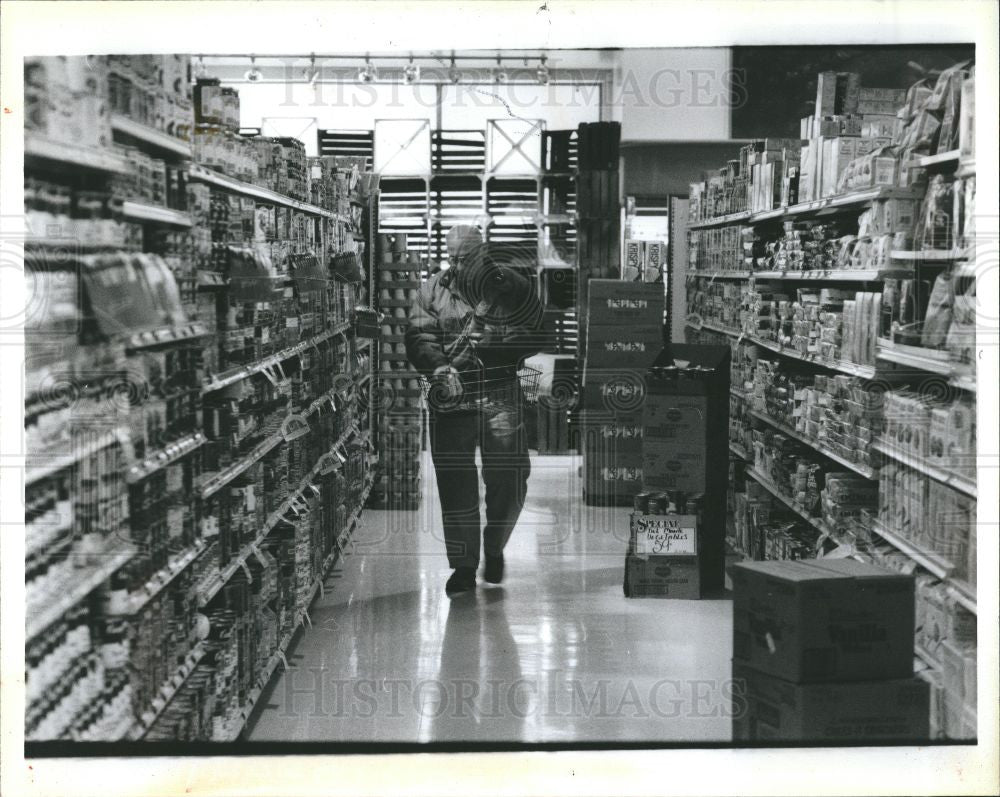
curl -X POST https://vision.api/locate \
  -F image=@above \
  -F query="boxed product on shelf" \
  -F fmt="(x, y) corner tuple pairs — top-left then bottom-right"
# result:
(731, 558), (915, 682)
(815, 71), (861, 117)
(732, 660), (929, 742)
(25, 56), (114, 150)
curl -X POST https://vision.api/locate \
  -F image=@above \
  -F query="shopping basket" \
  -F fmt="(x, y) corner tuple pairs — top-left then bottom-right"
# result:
(422, 362), (541, 414)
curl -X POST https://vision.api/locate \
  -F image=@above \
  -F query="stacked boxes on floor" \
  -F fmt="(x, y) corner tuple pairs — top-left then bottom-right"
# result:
(580, 280), (664, 505)
(732, 559), (929, 744)
(638, 344), (731, 596)
(730, 559), (929, 742)
(372, 232), (423, 510)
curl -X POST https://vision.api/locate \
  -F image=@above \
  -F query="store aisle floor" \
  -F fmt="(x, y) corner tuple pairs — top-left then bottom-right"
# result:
(248, 452), (734, 743)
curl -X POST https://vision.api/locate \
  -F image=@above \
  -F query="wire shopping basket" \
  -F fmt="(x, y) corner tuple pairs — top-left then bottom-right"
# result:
(422, 363), (541, 414)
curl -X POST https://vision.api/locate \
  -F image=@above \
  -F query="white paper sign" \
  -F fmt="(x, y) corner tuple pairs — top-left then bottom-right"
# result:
(633, 514), (698, 556)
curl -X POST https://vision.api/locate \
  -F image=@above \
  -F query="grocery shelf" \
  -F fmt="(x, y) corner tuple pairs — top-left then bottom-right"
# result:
(918, 149), (961, 168)
(873, 438), (977, 498)
(686, 318), (741, 338)
(690, 187), (921, 230)
(950, 372), (977, 393)
(126, 322), (208, 350)
(753, 268), (913, 281)
(688, 211), (752, 230)
(125, 643), (207, 740)
(25, 134), (130, 174)
(948, 581), (977, 615)
(915, 644), (939, 669)
(202, 323), (348, 393)
(197, 270), (228, 288)
(730, 387), (749, 400)
(110, 115), (193, 158)
(749, 408), (878, 479)
(108, 543), (208, 616)
(201, 386), (347, 500)
(27, 427), (126, 486)
(121, 201), (192, 227)
(729, 441), (749, 460)
(27, 545), (136, 640)
(889, 248), (970, 262)
(748, 335), (877, 378)
(197, 426), (358, 606)
(216, 475), (374, 742)
(687, 271), (752, 280)
(745, 467), (832, 540)
(870, 519), (955, 581)
(778, 186), (922, 219)
(199, 428), (285, 499)
(126, 432), (206, 484)
(189, 164), (349, 222)
(876, 341), (976, 391)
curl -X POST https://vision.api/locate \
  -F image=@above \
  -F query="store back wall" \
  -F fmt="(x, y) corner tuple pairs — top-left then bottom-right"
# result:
(621, 142), (746, 198)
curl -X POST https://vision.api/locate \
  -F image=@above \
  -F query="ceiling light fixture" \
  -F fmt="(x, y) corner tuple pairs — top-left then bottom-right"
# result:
(403, 55), (420, 85)
(244, 55), (263, 82)
(492, 54), (508, 84)
(358, 56), (377, 84)
(448, 54), (461, 85)
(536, 53), (550, 86)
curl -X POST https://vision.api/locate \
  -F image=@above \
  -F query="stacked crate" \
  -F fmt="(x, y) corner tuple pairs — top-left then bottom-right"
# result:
(371, 232), (424, 510)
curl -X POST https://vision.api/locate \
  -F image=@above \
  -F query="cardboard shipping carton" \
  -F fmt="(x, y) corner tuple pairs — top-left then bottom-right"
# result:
(732, 662), (930, 742)
(624, 554), (701, 599)
(584, 324), (663, 368)
(587, 278), (665, 325)
(731, 558), (915, 682)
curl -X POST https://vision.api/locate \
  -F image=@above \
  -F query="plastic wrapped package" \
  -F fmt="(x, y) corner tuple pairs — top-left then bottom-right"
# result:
(921, 272), (954, 349)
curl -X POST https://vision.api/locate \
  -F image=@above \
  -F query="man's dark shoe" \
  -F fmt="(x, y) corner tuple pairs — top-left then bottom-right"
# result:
(446, 567), (477, 595)
(483, 554), (504, 584)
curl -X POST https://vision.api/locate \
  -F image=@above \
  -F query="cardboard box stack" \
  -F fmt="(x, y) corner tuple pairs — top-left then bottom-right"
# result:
(731, 559), (929, 742)
(798, 71), (904, 203)
(580, 279), (664, 505)
(640, 344), (731, 593)
(371, 233), (424, 510)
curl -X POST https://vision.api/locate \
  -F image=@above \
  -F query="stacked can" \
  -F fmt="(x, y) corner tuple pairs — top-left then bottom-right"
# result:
(372, 233), (423, 510)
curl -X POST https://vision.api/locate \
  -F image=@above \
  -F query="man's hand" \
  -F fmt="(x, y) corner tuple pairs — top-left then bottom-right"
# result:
(431, 365), (463, 401)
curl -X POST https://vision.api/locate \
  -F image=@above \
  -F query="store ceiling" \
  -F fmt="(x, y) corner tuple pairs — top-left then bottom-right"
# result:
(200, 50), (619, 84)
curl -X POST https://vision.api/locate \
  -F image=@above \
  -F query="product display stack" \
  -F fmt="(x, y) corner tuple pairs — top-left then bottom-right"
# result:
(684, 61), (977, 739)
(23, 56), (374, 743)
(731, 559), (929, 742)
(370, 232), (424, 511)
(579, 279), (664, 505)
(624, 343), (731, 598)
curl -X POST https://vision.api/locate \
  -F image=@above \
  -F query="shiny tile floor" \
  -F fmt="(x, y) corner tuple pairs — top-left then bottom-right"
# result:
(248, 452), (734, 743)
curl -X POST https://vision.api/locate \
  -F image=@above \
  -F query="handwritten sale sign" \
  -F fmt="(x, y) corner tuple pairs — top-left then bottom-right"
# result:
(632, 514), (698, 557)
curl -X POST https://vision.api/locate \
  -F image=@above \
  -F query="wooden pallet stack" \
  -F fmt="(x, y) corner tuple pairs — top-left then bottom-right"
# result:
(574, 122), (622, 367)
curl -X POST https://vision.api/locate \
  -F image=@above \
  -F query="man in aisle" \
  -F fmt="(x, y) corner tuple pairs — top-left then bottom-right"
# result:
(405, 225), (546, 595)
